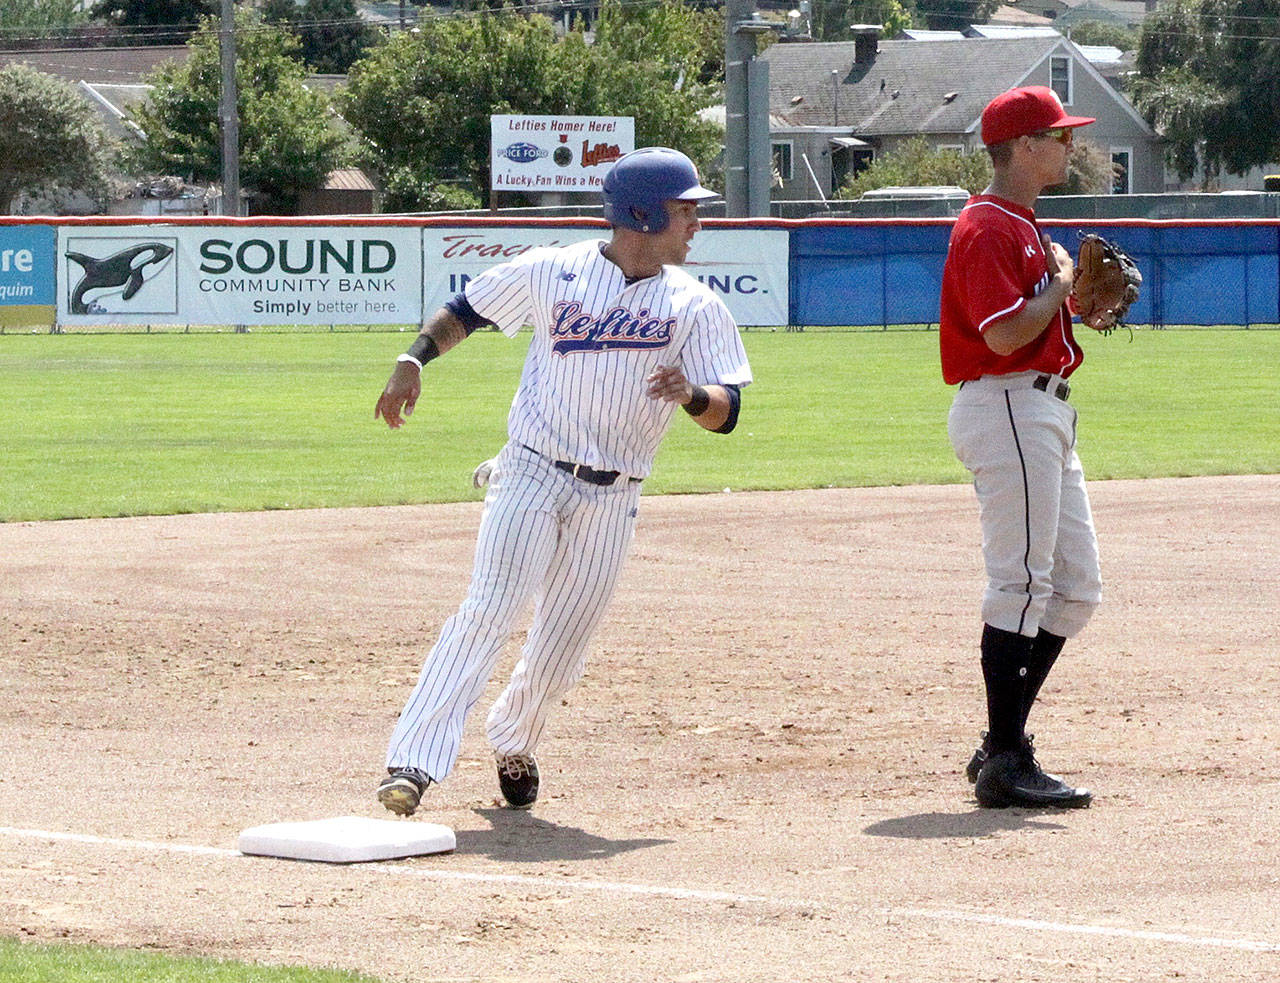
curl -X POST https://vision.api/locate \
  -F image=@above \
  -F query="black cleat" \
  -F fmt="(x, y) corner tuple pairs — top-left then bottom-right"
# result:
(495, 753), (539, 809)
(974, 749), (1091, 809)
(966, 732), (1035, 784)
(377, 767), (432, 816)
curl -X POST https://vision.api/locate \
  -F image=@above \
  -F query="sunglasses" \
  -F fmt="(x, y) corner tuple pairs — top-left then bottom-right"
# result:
(1030, 127), (1074, 144)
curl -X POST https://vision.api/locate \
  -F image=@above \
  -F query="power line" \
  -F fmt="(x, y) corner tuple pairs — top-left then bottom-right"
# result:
(7, 3), (1280, 50)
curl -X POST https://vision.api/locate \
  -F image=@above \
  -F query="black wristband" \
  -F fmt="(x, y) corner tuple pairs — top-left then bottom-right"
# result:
(683, 385), (710, 417)
(405, 334), (440, 365)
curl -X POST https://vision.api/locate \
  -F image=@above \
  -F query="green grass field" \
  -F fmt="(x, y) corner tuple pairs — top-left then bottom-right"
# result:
(0, 938), (382, 983)
(1, 328), (1276, 522)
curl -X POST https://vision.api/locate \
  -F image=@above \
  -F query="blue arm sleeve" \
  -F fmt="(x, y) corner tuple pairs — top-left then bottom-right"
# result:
(713, 384), (741, 434)
(444, 292), (497, 335)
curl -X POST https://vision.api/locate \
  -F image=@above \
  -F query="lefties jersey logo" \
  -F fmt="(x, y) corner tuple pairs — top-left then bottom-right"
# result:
(549, 300), (675, 355)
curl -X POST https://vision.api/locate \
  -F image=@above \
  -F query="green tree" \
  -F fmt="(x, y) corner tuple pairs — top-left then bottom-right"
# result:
(0, 63), (115, 214)
(836, 135), (1113, 198)
(1133, 0), (1280, 184)
(0, 0), (87, 31)
(583, 0), (723, 157)
(923, 0), (1001, 31)
(1065, 20), (1138, 51)
(1130, 65), (1224, 183)
(808, 0), (914, 42)
(1044, 138), (1115, 195)
(262, 0), (382, 75)
(90, 0), (213, 23)
(588, 0), (725, 88)
(342, 14), (562, 210)
(836, 137), (993, 197)
(342, 0), (722, 212)
(126, 8), (345, 212)
(89, 0), (214, 42)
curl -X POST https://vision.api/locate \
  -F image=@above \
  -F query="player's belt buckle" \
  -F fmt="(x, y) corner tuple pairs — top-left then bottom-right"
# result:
(1033, 374), (1070, 401)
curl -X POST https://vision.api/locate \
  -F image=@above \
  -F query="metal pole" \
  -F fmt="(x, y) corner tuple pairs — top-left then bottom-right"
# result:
(724, 0), (754, 217)
(218, 0), (240, 216)
(747, 59), (772, 216)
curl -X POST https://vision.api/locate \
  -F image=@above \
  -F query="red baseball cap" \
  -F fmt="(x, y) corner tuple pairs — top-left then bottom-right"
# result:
(981, 86), (1095, 146)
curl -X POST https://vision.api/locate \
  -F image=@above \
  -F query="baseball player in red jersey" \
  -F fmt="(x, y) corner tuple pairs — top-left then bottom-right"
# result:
(940, 86), (1102, 808)
(371, 148), (752, 816)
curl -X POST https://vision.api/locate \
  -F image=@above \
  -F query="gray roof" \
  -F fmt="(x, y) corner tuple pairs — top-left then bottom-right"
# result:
(761, 36), (1068, 137)
(0, 45), (190, 85)
(78, 82), (151, 143)
(1057, 0), (1148, 24)
(966, 24), (1060, 37)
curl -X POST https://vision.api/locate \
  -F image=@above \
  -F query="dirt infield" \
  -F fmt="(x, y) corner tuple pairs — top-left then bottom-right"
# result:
(2, 476), (1278, 983)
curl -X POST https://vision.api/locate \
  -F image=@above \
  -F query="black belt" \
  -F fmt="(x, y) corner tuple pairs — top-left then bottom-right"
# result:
(522, 445), (635, 486)
(1033, 374), (1070, 401)
(554, 459), (626, 486)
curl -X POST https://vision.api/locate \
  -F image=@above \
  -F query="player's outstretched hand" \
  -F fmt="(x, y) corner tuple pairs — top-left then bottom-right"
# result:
(645, 363), (693, 405)
(375, 361), (422, 429)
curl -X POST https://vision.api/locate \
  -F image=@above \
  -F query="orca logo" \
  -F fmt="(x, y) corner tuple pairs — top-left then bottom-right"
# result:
(65, 239), (177, 314)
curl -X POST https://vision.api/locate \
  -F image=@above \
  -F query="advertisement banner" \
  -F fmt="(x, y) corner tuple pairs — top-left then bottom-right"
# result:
(424, 226), (788, 327)
(56, 226), (422, 326)
(0, 225), (56, 328)
(490, 115), (634, 193)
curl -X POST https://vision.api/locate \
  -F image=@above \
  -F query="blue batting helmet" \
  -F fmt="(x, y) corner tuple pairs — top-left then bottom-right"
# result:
(601, 147), (718, 233)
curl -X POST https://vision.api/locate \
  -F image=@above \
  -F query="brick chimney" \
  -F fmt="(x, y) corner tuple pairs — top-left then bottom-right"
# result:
(850, 24), (881, 65)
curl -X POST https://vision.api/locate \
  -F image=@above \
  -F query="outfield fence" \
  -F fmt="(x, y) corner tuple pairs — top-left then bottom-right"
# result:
(2, 216), (1279, 333)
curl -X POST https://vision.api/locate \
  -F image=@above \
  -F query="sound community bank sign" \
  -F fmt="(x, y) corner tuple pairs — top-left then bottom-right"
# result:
(50, 221), (788, 328)
(56, 226), (422, 326)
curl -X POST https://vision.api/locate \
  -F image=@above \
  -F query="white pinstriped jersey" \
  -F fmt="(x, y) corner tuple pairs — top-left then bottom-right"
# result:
(463, 237), (752, 477)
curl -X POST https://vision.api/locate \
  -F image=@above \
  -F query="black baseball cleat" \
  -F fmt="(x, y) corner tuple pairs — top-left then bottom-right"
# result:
(377, 767), (432, 816)
(974, 749), (1092, 809)
(495, 752), (539, 809)
(966, 732), (1035, 784)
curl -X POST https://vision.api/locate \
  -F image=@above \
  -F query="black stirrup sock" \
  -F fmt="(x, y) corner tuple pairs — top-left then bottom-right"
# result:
(980, 624), (1033, 754)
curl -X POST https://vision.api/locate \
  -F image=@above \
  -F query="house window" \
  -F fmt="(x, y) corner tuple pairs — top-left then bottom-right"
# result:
(772, 142), (794, 182)
(937, 144), (964, 154)
(1111, 148), (1132, 195)
(1050, 55), (1071, 104)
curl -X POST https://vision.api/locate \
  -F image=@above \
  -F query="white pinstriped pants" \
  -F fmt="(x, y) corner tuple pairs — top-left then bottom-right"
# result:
(386, 442), (641, 782)
(948, 371), (1102, 640)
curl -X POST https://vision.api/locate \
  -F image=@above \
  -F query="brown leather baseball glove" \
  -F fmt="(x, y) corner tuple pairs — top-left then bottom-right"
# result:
(1072, 233), (1142, 333)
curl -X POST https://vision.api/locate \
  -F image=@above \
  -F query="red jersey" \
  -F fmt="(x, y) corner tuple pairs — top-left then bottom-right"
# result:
(939, 194), (1082, 385)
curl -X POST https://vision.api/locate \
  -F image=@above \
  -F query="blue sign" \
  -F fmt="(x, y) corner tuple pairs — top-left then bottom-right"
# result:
(0, 224), (56, 327)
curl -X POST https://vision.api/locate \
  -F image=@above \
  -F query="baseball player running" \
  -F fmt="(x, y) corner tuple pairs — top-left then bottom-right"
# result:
(373, 147), (752, 815)
(939, 87), (1103, 809)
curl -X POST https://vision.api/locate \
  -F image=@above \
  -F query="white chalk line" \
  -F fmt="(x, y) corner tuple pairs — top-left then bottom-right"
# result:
(898, 908), (1280, 954)
(0, 826), (769, 905)
(3, 826), (1278, 954)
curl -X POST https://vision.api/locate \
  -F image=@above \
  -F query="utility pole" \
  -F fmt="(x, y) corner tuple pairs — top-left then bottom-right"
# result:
(218, 0), (240, 216)
(724, 0), (778, 217)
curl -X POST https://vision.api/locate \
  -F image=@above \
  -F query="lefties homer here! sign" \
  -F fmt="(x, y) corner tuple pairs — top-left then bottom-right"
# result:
(490, 115), (634, 192)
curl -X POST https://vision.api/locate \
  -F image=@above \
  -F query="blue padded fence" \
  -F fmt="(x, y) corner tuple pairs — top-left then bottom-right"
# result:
(787, 220), (1280, 328)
